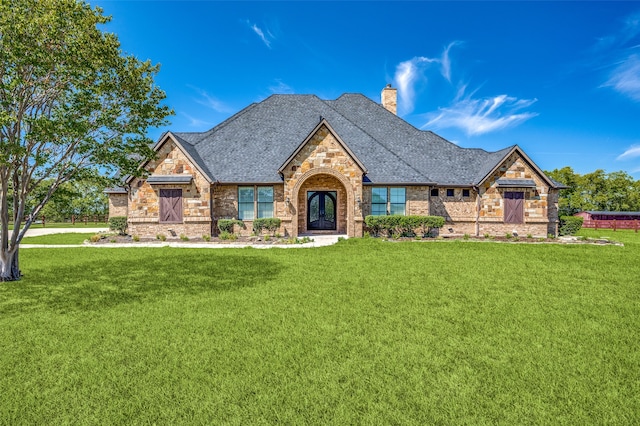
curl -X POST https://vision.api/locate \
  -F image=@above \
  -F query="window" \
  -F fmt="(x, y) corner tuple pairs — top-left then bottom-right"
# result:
(371, 187), (387, 216)
(504, 192), (524, 224)
(462, 189), (470, 197)
(371, 187), (406, 216)
(446, 188), (455, 197)
(390, 187), (406, 215)
(238, 186), (274, 220)
(238, 187), (255, 220)
(430, 188), (439, 197)
(257, 186), (274, 218)
(159, 189), (183, 223)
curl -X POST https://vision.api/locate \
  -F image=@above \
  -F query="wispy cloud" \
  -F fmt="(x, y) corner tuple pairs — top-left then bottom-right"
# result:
(246, 20), (274, 49)
(394, 56), (438, 114)
(595, 11), (640, 102)
(182, 112), (213, 129)
(188, 85), (234, 114)
(393, 42), (538, 135)
(617, 145), (640, 160)
(424, 95), (538, 136)
(268, 79), (294, 94)
(393, 42), (462, 114)
(603, 54), (640, 101)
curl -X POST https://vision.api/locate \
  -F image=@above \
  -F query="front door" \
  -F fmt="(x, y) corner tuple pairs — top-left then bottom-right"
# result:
(307, 191), (337, 230)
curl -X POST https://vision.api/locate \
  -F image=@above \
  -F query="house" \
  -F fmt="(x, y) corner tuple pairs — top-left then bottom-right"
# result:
(106, 86), (563, 238)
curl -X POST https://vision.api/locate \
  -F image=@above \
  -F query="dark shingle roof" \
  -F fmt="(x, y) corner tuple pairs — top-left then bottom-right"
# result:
(166, 93), (550, 186)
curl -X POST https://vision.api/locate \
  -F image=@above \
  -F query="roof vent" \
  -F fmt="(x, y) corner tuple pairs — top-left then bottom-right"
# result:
(381, 85), (397, 115)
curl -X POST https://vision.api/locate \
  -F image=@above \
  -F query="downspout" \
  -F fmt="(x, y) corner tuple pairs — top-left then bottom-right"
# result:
(211, 180), (218, 236)
(473, 185), (481, 237)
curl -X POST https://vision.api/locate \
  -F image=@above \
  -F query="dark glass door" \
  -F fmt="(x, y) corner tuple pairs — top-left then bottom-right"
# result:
(307, 191), (337, 230)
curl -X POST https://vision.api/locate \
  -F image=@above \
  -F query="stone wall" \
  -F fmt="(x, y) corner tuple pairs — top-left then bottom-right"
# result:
(127, 137), (212, 238)
(108, 193), (128, 218)
(212, 184), (287, 237)
(280, 124), (364, 237)
(297, 174), (348, 234)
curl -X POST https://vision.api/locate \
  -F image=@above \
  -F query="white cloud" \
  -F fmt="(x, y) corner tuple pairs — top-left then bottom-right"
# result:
(424, 95), (538, 136)
(595, 11), (640, 102)
(268, 79), (294, 94)
(247, 20), (274, 48)
(182, 112), (213, 129)
(394, 56), (438, 114)
(441, 41), (462, 83)
(603, 54), (640, 101)
(617, 145), (640, 160)
(188, 85), (234, 113)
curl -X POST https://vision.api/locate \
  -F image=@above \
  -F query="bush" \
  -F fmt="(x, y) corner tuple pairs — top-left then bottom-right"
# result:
(252, 218), (282, 235)
(108, 216), (127, 235)
(156, 233), (166, 241)
(364, 215), (445, 237)
(218, 231), (237, 241)
(217, 219), (243, 234)
(559, 216), (584, 236)
(90, 234), (101, 243)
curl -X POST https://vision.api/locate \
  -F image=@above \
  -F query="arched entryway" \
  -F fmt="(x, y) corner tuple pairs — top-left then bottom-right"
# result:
(291, 169), (353, 235)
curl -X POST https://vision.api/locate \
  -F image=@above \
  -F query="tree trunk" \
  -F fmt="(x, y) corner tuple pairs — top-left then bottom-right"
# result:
(0, 248), (21, 282)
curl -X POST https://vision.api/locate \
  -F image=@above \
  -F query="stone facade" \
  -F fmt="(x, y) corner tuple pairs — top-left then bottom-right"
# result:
(430, 152), (559, 238)
(108, 193), (128, 218)
(127, 136), (212, 238)
(212, 184), (287, 237)
(280, 123), (365, 237)
(107, 126), (560, 239)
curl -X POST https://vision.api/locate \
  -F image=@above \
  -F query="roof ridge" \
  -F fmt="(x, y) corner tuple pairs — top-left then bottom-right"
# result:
(322, 96), (433, 182)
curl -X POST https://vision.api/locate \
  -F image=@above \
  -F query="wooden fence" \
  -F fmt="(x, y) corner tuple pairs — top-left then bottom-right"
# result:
(28, 215), (109, 227)
(582, 219), (639, 232)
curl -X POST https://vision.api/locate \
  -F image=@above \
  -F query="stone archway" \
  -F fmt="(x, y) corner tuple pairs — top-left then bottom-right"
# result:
(289, 167), (356, 237)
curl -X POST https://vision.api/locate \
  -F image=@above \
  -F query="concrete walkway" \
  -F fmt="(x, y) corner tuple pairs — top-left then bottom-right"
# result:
(23, 227), (109, 237)
(21, 228), (346, 249)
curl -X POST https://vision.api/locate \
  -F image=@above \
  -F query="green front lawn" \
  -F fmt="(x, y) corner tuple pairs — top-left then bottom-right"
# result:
(21, 233), (96, 245)
(1, 233), (639, 424)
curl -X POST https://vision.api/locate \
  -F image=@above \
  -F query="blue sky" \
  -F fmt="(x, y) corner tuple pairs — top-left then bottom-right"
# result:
(94, 1), (640, 176)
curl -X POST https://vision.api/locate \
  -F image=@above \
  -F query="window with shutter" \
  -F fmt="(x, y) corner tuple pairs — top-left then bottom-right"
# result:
(504, 192), (524, 224)
(159, 189), (183, 223)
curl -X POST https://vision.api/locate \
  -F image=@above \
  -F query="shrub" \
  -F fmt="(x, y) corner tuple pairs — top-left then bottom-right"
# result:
(179, 234), (189, 241)
(108, 216), (127, 235)
(559, 216), (584, 236)
(132, 235), (140, 242)
(253, 218), (281, 235)
(219, 231), (237, 241)
(217, 219), (243, 234)
(156, 233), (166, 241)
(364, 215), (445, 237)
(90, 234), (101, 243)
(202, 234), (211, 242)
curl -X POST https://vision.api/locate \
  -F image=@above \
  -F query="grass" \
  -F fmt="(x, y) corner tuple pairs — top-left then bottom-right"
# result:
(1, 231), (639, 424)
(21, 233), (96, 245)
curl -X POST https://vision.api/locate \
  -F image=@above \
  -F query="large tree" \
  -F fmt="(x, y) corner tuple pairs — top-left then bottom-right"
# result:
(0, 0), (172, 281)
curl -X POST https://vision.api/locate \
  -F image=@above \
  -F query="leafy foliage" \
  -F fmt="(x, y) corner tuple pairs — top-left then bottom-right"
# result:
(252, 218), (282, 235)
(365, 215), (445, 237)
(217, 219), (243, 234)
(546, 167), (640, 216)
(108, 216), (127, 235)
(559, 216), (584, 236)
(0, 0), (172, 280)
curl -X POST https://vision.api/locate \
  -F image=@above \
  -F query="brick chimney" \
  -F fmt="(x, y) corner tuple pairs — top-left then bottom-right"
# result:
(381, 84), (397, 115)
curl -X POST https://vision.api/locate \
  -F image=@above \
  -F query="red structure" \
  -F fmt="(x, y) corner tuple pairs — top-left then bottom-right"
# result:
(575, 211), (640, 232)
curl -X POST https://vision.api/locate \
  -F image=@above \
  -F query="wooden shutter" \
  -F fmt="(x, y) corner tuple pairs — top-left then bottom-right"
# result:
(160, 189), (183, 223)
(504, 192), (524, 224)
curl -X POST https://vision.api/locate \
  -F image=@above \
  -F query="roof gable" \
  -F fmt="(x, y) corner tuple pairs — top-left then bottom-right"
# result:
(278, 119), (367, 175)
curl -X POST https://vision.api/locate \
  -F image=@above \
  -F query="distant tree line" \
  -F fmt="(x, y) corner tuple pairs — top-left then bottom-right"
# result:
(546, 167), (640, 217)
